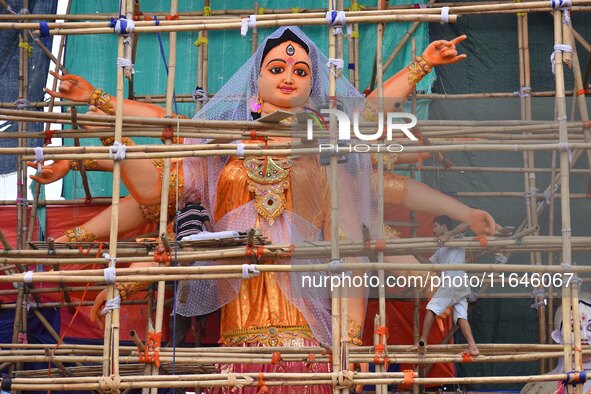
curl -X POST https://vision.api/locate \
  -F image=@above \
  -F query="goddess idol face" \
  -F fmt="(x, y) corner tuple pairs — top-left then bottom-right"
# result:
(552, 299), (591, 345)
(257, 40), (313, 111)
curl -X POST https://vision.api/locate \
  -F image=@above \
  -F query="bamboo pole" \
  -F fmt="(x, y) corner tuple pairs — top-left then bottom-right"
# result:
(326, 2), (343, 392)
(21, 14), (459, 36)
(375, 2), (388, 392)
(100, 0), (128, 380)
(552, 8), (580, 394)
(149, 0), (178, 390)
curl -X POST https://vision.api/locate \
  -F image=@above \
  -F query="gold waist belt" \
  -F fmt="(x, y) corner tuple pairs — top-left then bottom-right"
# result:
(221, 324), (313, 347)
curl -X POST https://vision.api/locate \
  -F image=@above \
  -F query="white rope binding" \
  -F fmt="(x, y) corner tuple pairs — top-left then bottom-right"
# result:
(240, 15), (257, 36)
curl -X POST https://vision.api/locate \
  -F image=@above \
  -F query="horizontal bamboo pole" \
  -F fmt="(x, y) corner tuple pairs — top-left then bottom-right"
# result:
(5, 257), (591, 284)
(0, 0), (579, 22)
(2, 235), (591, 266)
(5, 370), (590, 390)
(15, 142), (591, 162)
(25, 14), (456, 36)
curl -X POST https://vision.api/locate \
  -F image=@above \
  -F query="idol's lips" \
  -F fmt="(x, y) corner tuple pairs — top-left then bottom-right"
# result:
(279, 86), (295, 93)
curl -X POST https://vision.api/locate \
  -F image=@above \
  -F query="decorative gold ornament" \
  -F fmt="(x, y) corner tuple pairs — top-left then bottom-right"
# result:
(407, 56), (432, 87)
(89, 88), (115, 115)
(244, 157), (292, 224)
(64, 226), (97, 242)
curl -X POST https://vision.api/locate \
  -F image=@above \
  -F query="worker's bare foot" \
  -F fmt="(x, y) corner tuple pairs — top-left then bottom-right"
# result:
(468, 344), (480, 357)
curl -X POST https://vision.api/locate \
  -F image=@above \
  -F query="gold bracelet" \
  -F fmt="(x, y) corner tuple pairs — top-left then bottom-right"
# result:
(99, 136), (134, 147)
(64, 226), (97, 242)
(89, 88), (115, 115)
(70, 159), (99, 171)
(407, 56), (433, 87)
(348, 317), (363, 346)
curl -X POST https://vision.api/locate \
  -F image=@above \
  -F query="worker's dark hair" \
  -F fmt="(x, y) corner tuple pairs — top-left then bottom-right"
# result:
(433, 215), (453, 231)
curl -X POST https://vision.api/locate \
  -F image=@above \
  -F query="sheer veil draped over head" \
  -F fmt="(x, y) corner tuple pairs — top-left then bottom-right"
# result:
(181, 26), (375, 344)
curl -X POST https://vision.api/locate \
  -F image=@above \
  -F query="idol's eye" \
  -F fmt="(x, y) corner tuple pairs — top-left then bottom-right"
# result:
(270, 67), (284, 74)
(586, 322), (591, 332)
(294, 69), (308, 77)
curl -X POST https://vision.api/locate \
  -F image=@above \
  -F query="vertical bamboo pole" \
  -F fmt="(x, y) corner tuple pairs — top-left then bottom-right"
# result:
(150, 0), (179, 391)
(101, 0), (129, 380)
(335, 3), (350, 392)
(12, 2), (30, 384)
(195, 0), (210, 114)
(27, 0), (71, 244)
(566, 21), (588, 394)
(518, 9), (546, 373)
(375, 1), (388, 393)
(252, 2), (259, 53)
(16, 0), (30, 252)
(547, 150), (557, 370)
(327, 2), (342, 393)
(553, 8), (579, 394)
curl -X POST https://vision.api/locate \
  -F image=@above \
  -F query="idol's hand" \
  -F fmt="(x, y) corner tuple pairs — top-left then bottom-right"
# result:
(27, 159), (71, 184)
(44, 70), (95, 103)
(422, 35), (467, 66)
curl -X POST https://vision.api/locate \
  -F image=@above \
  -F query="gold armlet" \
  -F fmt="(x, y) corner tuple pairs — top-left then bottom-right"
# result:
(89, 88), (115, 116)
(407, 56), (432, 87)
(116, 281), (149, 300)
(70, 159), (99, 171)
(348, 317), (363, 346)
(64, 226), (97, 242)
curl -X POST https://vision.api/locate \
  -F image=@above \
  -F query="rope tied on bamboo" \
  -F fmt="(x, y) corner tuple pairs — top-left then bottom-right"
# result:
(227, 373), (253, 391)
(192, 86), (208, 102)
(110, 16), (135, 35)
(236, 142), (246, 157)
(328, 258), (343, 273)
(101, 296), (121, 314)
(327, 58), (345, 78)
(524, 187), (539, 198)
(551, 45), (573, 74)
(98, 375), (120, 394)
(514, 86), (532, 98)
(103, 267), (116, 285)
(557, 141), (573, 163)
(117, 57), (134, 74)
(561, 262), (572, 272)
(335, 370), (355, 389)
(326, 11), (351, 36)
(569, 274), (583, 286)
(103, 252), (116, 266)
(495, 254), (508, 264)
(402, 369), (415, 384)
(551, 0), (572, 24)
(240, 15), (257, 36)
(530, 289), (547, 310)
(108, 141), (127, 161)
(23, 270), (34, 284)
(39, 22), (51, 47)
(440, 6), (451, 23)
(242, 264), (260, 278)
(14, 98), (29, 109)
(34, 146), (44, 172)
(138, 331), (162, 367)
(563, 371), (587, 386)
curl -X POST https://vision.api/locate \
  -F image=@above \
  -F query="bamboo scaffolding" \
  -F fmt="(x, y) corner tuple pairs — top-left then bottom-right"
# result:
(1, 2), (590, 392)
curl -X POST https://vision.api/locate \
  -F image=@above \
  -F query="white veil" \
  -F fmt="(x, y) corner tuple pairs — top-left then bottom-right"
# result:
(180, 26), (375, 345)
